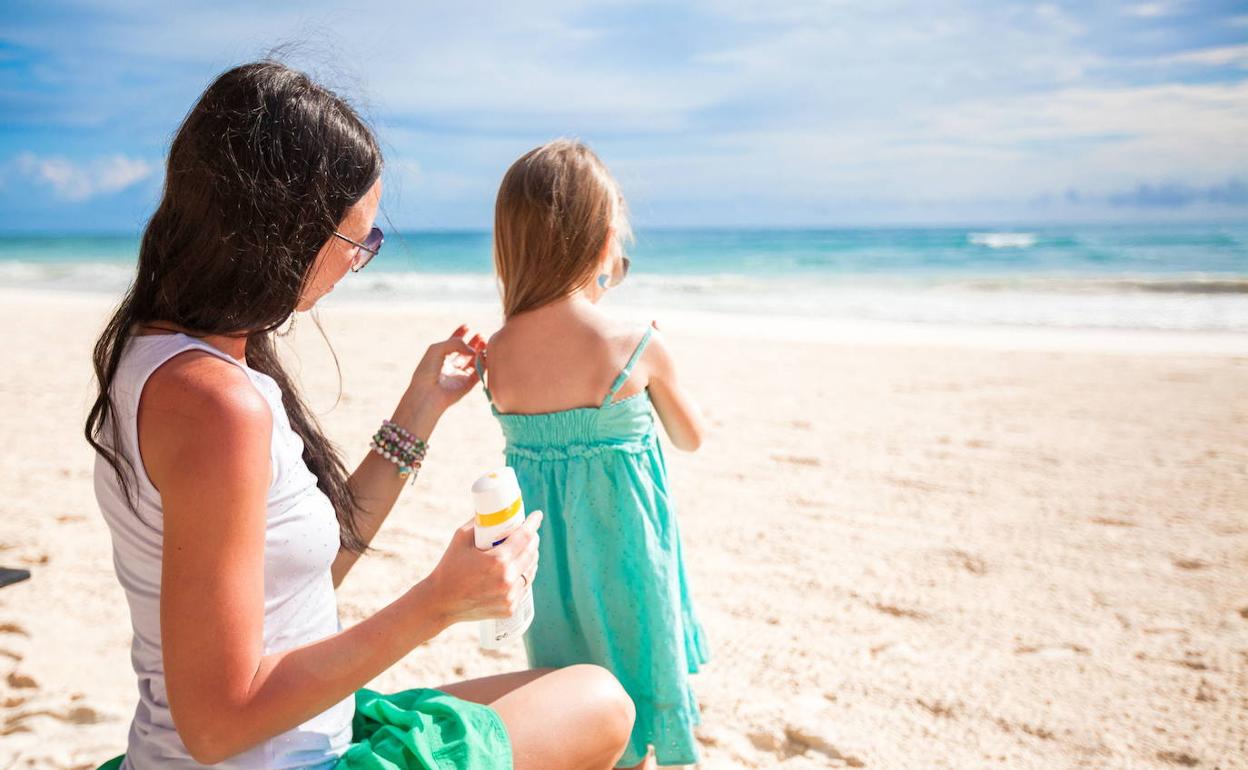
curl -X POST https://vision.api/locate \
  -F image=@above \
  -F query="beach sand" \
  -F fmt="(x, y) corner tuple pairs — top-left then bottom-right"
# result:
(1, 288), (1245, 769)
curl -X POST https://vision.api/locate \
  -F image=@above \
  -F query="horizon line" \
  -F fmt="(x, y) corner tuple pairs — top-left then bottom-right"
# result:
(2, 219), (1248, 238)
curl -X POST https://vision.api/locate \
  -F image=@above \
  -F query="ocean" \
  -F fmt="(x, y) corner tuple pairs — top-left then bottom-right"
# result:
(2, 224), (1246, 332)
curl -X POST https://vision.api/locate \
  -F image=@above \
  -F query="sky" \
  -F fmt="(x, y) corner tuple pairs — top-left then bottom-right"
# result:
(1, 0), (1246, 231)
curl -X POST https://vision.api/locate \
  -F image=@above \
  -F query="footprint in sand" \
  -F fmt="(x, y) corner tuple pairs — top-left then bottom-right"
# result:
(869, 602), (927, 620)
(752, 723), (866, 767)
(1156, 750), (1201, 766)
(771, 453), (822, 467)
(1090, 516), (1135, 527)
(64, 705), (106, 724)
(5, 671), (38, 689)
(789, 728), (865, 766)
(868, 641), (926, 664)
(915, 698), (959, 718)
(1194, 678), (1217, 703)
(1019, 723), (1056, 741)
(1171, 557), (1209, 571)
(747, 728), (782, 752)
(944, 549), (987, 575)
(1014, 643), (1088, 658)
(3, 703), (109, 734)
(995, 718), (1056, 741)
(885, 475), (948, 493)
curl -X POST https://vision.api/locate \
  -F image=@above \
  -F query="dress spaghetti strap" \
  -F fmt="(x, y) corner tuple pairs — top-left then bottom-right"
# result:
(601, 326), (654, 408)
(474, 352), (494, 406)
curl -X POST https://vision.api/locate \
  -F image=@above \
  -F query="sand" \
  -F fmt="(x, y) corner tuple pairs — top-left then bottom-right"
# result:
(1, 288), (1245, 769)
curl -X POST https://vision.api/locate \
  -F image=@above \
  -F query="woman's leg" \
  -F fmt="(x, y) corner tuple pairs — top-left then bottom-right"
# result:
(437, 665), (635, 770)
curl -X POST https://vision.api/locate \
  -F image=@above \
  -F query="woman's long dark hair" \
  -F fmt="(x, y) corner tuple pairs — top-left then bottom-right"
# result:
(85, 61), (381, 552)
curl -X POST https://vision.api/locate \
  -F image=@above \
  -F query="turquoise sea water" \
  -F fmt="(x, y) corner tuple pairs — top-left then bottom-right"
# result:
(2, 225), (1246, 331)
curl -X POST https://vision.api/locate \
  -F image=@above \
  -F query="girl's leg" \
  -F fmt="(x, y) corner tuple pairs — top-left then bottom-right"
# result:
(436, 664), (635, 770)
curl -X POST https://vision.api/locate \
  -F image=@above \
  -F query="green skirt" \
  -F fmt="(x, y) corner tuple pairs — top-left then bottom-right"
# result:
(340, 688), (511, 770)
(96, 687), (512, 770)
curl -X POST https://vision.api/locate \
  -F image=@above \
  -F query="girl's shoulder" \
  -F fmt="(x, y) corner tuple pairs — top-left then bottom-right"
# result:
(489, 304), (640, 357)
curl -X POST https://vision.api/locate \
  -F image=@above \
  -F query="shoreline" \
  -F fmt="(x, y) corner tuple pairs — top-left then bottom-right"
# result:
(5, 285), (1246, 357)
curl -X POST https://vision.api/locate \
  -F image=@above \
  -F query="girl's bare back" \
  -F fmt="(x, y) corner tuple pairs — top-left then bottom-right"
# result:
(484, 299), (649, 415)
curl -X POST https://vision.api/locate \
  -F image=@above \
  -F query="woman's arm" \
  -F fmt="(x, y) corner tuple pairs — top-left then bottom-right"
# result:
(143, 351), (538, 765)
(331, 326), (484, 587)
(644, 325), (707, 452)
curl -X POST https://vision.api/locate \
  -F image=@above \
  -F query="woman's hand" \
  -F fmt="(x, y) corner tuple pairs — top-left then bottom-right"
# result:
(424, 511), (544, 624)
(391, 325), (487, 437)
(412, 324), (487, 410)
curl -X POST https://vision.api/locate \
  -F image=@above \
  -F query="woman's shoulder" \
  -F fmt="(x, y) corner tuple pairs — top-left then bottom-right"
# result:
(139, 349), (273, 491)
(141, 349), (272, 435)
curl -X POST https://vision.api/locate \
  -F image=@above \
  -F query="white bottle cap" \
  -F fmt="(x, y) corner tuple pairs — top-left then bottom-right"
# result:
(472, 467), (521, 526)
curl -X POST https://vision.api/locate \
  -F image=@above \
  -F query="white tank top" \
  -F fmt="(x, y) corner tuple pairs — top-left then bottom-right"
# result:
(94, 333), (353, 770)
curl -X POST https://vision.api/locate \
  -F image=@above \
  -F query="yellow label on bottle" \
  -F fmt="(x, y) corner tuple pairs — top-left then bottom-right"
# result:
(477, 497), (522, 528)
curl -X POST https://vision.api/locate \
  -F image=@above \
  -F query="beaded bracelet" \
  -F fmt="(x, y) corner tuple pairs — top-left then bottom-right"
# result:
(369, 419), (428, 484)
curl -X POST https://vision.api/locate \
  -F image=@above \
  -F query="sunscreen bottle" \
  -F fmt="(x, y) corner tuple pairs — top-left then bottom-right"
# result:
(471, 467), (536, 649)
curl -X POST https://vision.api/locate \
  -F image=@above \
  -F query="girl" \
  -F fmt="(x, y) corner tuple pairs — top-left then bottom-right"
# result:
(474, 140), (711, 769)
(87, 64), (634, 770)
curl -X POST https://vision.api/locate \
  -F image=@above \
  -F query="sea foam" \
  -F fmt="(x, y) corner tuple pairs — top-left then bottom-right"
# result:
(968, 232), (1038, 249)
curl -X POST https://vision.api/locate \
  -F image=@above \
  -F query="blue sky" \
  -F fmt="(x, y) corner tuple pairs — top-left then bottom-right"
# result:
(1, 0), (1246, 230)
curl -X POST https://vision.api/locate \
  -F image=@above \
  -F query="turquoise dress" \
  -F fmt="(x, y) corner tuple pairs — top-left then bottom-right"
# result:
(475, 327), (710, 767)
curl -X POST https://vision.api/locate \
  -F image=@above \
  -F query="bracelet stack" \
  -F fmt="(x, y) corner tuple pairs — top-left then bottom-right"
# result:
(370, 419), (428, 484)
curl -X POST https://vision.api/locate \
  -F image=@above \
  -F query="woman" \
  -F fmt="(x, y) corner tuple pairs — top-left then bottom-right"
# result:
(86, 61), (634, 770)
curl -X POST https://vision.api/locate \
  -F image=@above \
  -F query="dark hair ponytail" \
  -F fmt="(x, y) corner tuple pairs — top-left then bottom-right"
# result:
(85, 60), (381, 552)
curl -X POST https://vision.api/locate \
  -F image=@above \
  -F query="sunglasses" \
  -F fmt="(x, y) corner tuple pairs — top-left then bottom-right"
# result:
(333, 226), (385, 272)
(608, 255), (631, 288)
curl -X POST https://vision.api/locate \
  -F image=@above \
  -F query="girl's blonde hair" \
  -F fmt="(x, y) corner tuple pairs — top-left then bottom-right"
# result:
(493, 139), (631, 317)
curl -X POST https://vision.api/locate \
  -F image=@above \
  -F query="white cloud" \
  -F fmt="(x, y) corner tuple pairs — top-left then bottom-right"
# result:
(14, 153), (153, 200)
(1161, 43), (1248, 69)
(1123, 2), (1176, 18)
(604, 78), (1248, 215)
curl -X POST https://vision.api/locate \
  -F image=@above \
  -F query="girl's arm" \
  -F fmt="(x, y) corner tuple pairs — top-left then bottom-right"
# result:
(644, 325), (706, 452)
(143, 352), (539, 765)
(331, 326), (484, 587)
